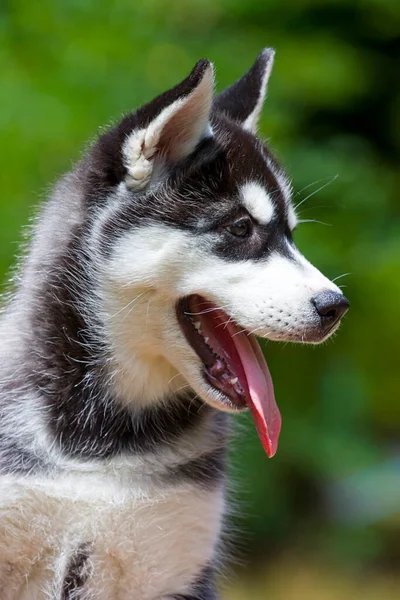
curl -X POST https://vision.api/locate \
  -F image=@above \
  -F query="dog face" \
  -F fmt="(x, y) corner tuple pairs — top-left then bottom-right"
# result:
(84, 50), (349, 456)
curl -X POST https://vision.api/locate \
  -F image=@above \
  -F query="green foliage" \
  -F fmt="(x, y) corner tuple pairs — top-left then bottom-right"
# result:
(1, 0), (399, 573)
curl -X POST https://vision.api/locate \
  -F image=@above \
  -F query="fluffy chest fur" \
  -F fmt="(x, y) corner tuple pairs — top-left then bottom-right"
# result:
(0, 467), (224, 600)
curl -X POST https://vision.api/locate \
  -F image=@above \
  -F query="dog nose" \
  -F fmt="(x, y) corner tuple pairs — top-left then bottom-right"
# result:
(312, 291), (349, 330)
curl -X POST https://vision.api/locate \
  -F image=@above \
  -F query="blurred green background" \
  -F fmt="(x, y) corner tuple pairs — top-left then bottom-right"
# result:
(1, 0), (399, 597)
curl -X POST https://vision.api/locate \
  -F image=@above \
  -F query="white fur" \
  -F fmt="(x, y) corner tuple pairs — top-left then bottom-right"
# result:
(0, 474), (223, 599)
(274, 168), (294, 212)
(287, 204), (298, 231)
(123, 64), (214, 191)
(240, 182), (275, 224)
(243, 49), (275, 133)
(262, 152), (297, 230)
(123, 127), (156, 190)
(99, 222), (342, 412)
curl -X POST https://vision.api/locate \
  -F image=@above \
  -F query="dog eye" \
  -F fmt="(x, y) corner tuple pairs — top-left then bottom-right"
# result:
(226, 217), (253, 238)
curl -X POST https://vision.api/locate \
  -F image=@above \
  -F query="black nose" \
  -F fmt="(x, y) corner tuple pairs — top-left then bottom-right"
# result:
(312, 291), (349, 330)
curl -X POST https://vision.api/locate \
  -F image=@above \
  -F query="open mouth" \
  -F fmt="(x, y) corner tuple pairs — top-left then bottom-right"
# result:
(176, 294), (281, 458)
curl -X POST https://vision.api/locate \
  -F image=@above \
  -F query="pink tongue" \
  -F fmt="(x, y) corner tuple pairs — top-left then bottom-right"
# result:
(227, 324), (281, 457)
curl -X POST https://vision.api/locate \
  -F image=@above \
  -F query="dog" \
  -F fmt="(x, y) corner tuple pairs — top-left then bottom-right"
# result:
(0, 49), (349, 599)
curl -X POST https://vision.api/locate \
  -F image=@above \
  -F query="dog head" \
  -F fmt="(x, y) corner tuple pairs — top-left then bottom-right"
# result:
(83, 50), (349, 456)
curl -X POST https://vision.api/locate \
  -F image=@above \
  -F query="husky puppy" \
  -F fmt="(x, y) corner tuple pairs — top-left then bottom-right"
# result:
(0, 49), (349, 599)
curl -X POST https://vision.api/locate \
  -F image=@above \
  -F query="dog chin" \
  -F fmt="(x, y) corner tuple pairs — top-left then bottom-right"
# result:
(259, 321), (342, 345)
(199, 379), (247, 413)
(175, 354), (244, 413)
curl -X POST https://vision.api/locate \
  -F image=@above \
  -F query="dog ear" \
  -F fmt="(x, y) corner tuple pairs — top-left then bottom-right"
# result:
(122, 60), (214, 191)
(213, 49), (275, 133)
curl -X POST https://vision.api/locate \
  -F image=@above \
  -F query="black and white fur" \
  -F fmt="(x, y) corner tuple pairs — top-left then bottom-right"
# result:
(0, 50), (347, 599)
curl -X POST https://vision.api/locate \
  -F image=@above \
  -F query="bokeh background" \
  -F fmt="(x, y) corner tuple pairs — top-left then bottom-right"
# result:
(1, 1), (399, 597)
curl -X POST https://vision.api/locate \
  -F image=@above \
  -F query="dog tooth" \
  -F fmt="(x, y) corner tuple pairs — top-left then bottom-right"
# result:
(205, 337), (209, 343)
(194, 321), (201, 330)
(230, 377), (238, 385)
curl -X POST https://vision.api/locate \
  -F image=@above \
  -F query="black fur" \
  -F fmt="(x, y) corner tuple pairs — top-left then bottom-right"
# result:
(167, 446), (227, 489)
(62, 543), (92, 600)
(95, 115), (293, 263)
(214, 48), (273, 126)
(28, 239), (227, 459)
(175, 566), (218, 600)
(0, 184), (231, 467)
(84, 59), (212, 205)
(29, 256), (227, 459)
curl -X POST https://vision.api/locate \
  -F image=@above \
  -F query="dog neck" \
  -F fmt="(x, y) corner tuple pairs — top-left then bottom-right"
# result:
(0, 173), (226, 465)
(98, 285), (188, 409)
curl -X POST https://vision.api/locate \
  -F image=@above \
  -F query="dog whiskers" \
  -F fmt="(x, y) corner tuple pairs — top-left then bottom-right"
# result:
(145, 297), (153, 333)
(184, 304), (231, 316)
(297, 219), (331, 227)
(214, 318), (234, 330)
(332, 272), (352, 283)
(110, 291), (147, 319)
(167, 372), (183, 386)
(295, 176), (338, 197)
(231, 328), (249, 338)
(294, 174), (338, 211)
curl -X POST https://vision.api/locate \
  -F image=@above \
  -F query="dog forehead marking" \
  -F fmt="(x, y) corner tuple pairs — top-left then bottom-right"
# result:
(240, 182), (275, 224)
